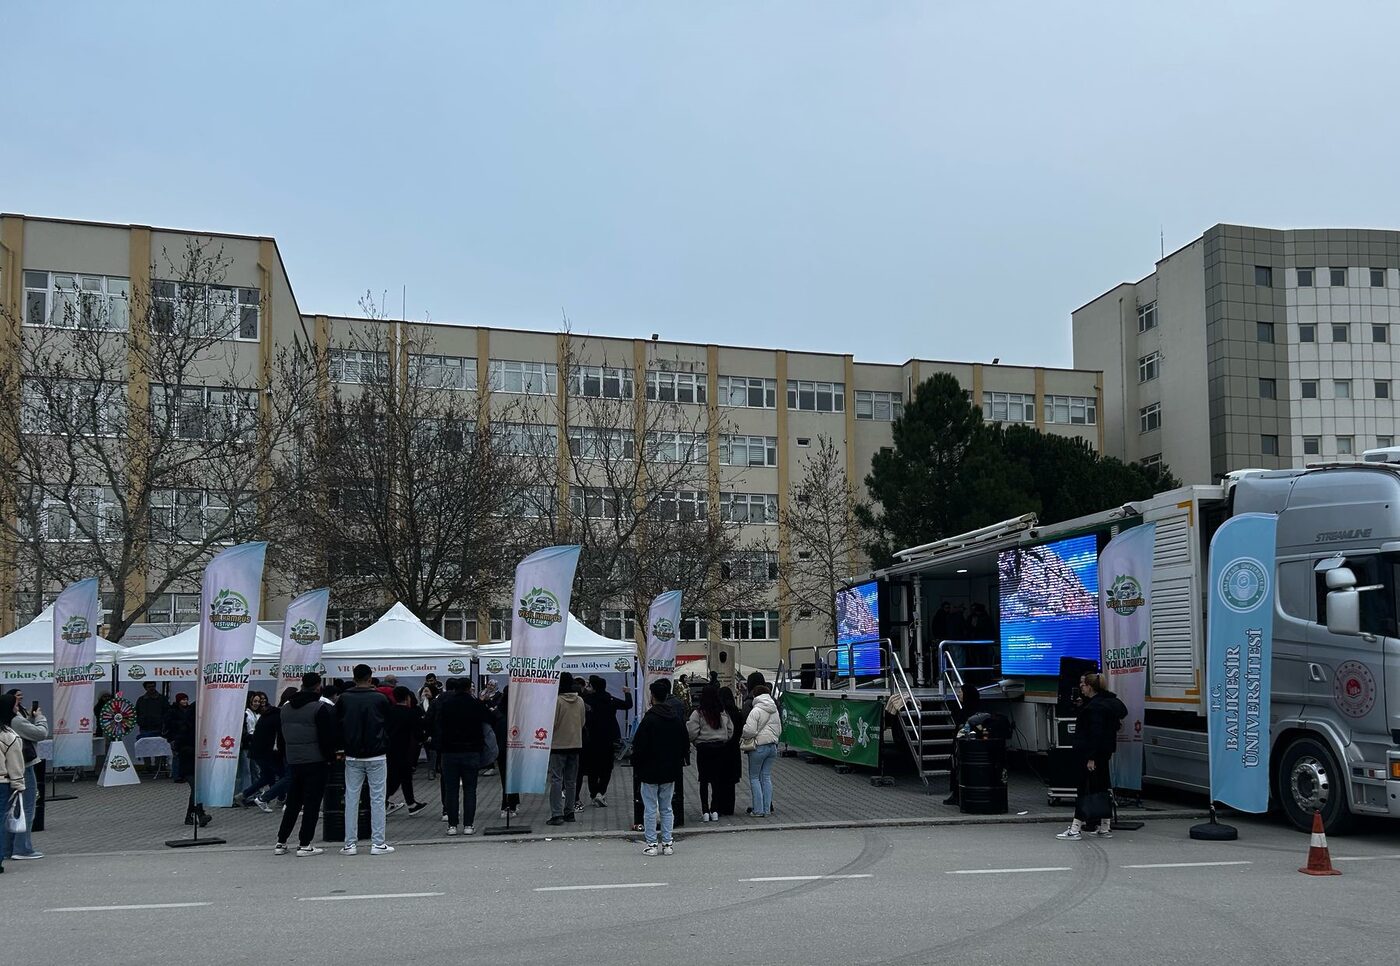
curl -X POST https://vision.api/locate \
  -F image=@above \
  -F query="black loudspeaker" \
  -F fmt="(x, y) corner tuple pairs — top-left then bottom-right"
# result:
(1056, 657), (1100, 717)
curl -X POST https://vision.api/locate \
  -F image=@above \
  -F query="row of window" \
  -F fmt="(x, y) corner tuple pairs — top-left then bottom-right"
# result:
(1300, 435), (1393, 457)
(23, 271), (263, 341)
(1299, 323), (1390, 344)
(1290, 378), (1391, 401)
(1273, 266), (1390, 288)
(20, 379), (259, 441)
(21, 486), (254, 543)
(982, 393), (1097, 425)
(323, 606), (776, 643)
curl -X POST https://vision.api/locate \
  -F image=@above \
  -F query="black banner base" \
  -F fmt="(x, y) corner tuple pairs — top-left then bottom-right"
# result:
(165, 836), (227, 848)
(47, 793), (78, 802)
(869, 775), (895, 787)
(1113, 820), (1146, 831)
(1189, 820), (1238, 841)
(483, 824), (531, 836)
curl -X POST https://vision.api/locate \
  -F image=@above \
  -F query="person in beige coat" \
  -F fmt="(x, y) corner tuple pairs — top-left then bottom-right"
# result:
(1, 693), (29, 873)
(687, 685), (734, 823)
(547, 672), (586, 826)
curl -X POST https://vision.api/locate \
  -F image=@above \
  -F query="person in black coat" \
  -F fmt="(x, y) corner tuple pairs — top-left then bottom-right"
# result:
(630, 679), (690, 853)
(580, 676), (632, 807)
(493, 687), (518, 817)
(716, 687), (744, 816)
(163, 693), (196, 785)
(1057, 672), (1127, 840)
(385, 686), (426, 814)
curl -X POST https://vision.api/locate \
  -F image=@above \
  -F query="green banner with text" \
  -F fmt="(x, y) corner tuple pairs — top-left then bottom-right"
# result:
(779, 692), (881, 767)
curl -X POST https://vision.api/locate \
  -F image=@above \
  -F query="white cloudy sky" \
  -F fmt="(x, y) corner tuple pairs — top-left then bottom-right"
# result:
(6, 1), (1397, 366)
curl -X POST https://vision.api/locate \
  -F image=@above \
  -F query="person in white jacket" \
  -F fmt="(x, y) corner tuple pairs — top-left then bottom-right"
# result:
(4, 689), (47, 861)
(740, 683), (782, 817)
(1, 693), (33, 871)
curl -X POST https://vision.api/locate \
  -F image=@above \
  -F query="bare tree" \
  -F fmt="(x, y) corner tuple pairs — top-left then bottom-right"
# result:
(516, 331), (774, 652)
(779, 435), (870, 641)
(0, 239), (319, 641)
(276, 304), (537, 626)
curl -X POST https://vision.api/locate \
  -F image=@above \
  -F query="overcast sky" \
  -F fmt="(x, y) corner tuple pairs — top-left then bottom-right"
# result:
(7, 2), (1400, 367)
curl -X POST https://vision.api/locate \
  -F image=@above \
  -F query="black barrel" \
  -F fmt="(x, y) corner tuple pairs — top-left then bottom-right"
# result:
(958, 736), (1009, 815)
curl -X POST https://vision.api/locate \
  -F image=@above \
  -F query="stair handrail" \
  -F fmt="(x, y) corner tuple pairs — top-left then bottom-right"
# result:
(936, 639), (997, 706)
(886, 643), (926, 786)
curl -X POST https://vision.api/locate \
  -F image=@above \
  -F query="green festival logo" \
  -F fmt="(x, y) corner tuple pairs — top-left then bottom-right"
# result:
(518, 587), (564, 629)
(1220, 558), (1268, 614)
(60, 615), (91, 646)
(485, 658), (505, 674)
(210, 589), (252, 632)
(288, 618), (320, 646)
(1105, 575), (1146, 616)
(127, 664), (147, 680)
(447, 659), (466, 675)
(650, 618), (676, 642)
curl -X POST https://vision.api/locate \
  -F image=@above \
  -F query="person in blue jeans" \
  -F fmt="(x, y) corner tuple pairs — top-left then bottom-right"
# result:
(741, 682), (781, 817)
(336, 665), (394, 856)
(1, 695), (31, 872)
(630, 679), (689, 856)
(431, 678), (491, 835)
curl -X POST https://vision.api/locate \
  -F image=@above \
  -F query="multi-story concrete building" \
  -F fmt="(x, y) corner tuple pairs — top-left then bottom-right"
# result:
(2, 212), (1103, 669)
(1074, 224), (1400, 484)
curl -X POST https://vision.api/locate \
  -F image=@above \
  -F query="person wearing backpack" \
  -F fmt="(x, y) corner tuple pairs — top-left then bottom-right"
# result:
(1057, 672), (1127, 841)
(740, 682), (782, 818)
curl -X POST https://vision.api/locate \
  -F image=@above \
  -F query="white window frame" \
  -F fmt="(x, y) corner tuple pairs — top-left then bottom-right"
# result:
(717, 375), (777, 409)
(1044, 394), (1097, 426)
(20, 378), (126, 437)
(721, 609), (781, 640)
(854, 390), (902, 421)
(569, 365), (634, 400)
(719, 434), (778, 467)
(408, 353), (477, 391)
(570, 486), (631, 520)
(1336, 436), (1354, 456)
(719, 492), (779, 524)
(646, 431), (707, 464)
(1138, 352), (1159, 383)
(329, 349), (390, 385)
(982, 392), (1035, 424)
(151, 384), (258, 442)
(1140, 454), (1163, 471)
(679, 615), (708, 641)
(23, 271), (130, 331)
(1139, 403), (1161, 434)
(567, 427), (635, 461)
(786, 380), (845, 413)
(439, 610), (479, 644)
(152, 280), (260, 341)
(498, 423), (558, 456)
(488, 359), (558, 395)
(149, 488), (254, 544)
(601, 609), (637, 640)
(724, 551), (779, 582)
(655, 489), (707, 522)
(646, 370), (707, 404)
(145, 592), (203, 625)
(21, 485), (122, 542)
(1137, 301), (1157, 332)
(1334, 379), (1352, 400)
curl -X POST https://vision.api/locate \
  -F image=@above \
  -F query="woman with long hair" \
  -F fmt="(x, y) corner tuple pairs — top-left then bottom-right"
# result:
(686, 685), (734, 822)
(716, 687), (744, 816)
(741, 682), (782, 817)
(1057, 672), (1127, 840)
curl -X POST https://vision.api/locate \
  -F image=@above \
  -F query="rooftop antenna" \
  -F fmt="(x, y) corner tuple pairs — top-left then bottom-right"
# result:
(1160, 226), (1165, 260)
(402, 284), (406, 321)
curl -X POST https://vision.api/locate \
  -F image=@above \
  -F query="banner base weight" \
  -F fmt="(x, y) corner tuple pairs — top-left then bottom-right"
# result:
(483, 824), (531, 836)
(165, 836), (227, 848)
(1189, 820), (1238, 841)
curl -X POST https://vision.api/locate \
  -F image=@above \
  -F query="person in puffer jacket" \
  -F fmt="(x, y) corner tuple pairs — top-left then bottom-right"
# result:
(741, 683), (782, 817)
(686, 684), (734, 823)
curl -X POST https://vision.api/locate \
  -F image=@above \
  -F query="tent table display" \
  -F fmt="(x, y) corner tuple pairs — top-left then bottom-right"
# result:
(318, 603), (476, 678)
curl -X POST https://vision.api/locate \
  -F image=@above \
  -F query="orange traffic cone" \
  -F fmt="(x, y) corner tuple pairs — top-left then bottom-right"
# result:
(1299, 811), (1342, 876)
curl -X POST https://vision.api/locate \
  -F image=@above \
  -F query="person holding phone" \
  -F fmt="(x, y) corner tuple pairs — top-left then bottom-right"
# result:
(1, 693), (30, 873)
(3, 690), (47, 861)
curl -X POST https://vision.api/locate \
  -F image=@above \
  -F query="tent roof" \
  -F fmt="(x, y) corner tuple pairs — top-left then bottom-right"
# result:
(0, 604), (123, 664)
(117, 623), (284, 664)
(478, 615), (637, 674)
(318, 603), (475, 676)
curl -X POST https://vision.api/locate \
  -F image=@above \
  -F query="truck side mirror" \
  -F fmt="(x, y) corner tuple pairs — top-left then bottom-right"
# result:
(1327, 588), (1360, 636)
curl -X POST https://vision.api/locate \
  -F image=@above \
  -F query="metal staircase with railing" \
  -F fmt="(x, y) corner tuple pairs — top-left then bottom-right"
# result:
(888, 649), (957, 787)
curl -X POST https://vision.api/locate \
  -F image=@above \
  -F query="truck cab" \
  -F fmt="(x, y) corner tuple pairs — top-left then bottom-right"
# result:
(1231, 465), (1400, 831)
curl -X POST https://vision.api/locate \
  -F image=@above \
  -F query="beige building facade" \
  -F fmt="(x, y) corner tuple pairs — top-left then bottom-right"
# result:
(2, 213), (1103, 670)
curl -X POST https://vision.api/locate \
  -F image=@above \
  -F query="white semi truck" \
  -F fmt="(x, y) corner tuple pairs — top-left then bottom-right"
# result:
(863, 461), (1400, 832)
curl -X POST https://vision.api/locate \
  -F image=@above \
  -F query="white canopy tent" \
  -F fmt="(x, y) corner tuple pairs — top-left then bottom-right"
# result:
(319, 602), (475, 678)
(477, 614), (637, 675)
(117, 624), (283, 682)
(0, 604), (124, 684)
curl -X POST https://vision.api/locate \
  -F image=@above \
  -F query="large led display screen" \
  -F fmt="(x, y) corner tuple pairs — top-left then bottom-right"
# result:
(835, 581), (881, 675)
(997, 534), (1101, 676)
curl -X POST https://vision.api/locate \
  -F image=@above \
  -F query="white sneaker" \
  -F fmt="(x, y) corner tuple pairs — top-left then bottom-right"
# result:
(341, 844), (358, 855)
(642, 843), (659, 856)
(441, 813), (449, 822)
(701, 812), (711, 823)
(500, 810), (510, 819)
(370, 844), (395, 855)
(1092, 827), (1113, 838)
(254, 797), (273, 814)
(296, 846), (324, 857)
(1055, 826), (1082, 841)
(661, 842), (674, 856)
(462, 826), (474, 835)
(274, 843), (288, 855)
(710, 812), (719, 822)
(446, 826), (458, 836)
(386, 801), (405, 815)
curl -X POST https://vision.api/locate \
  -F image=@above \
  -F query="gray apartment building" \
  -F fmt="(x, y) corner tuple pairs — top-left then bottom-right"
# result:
(1074, 224), (1400, 484)
(1, 213), (1103, 669)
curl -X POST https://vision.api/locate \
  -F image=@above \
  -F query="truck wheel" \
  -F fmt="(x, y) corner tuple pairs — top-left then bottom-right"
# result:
(1275, 735), (1355, 834)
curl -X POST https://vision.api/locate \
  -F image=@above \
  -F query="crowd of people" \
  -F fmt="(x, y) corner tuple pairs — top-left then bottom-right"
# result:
(105, 663), (788, 859)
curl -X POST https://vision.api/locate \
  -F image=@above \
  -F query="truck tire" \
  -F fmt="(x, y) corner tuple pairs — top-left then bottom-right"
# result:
(1275, 735), (1356, 835)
